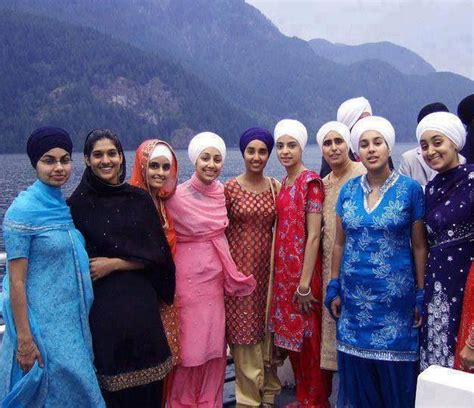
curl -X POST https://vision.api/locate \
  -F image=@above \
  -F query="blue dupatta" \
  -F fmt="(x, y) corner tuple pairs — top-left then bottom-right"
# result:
(1, 180), (94, 407)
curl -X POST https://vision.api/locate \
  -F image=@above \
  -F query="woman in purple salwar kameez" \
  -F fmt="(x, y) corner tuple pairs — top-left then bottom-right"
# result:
(417, 112), (474, 371)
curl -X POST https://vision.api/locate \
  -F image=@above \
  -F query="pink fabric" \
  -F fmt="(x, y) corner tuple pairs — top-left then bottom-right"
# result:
(166, 174), (256, 367)
(168, 357), (227, 407)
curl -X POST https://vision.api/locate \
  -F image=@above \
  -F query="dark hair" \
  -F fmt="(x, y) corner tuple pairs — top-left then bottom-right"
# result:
(83, 128), (126, 182)
(417, 102), (449, 124)
(83, 128), (123, 157)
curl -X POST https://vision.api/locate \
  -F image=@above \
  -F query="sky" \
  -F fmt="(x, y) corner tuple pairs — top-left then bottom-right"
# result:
(246, 0), (474, 79)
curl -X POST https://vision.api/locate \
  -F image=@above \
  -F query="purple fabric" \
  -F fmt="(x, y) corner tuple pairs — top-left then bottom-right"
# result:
(27, 127), (72, 168)
(239, 127), (274, 156)
(420, 164), (474, 371)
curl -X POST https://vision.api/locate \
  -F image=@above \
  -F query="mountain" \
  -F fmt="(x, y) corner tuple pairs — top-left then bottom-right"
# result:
(308, 39), (436, 76)
(0, 0), (472, 146)
(0, 9), (253, 153)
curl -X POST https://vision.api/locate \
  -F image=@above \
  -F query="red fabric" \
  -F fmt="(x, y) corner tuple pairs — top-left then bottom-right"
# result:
(454, 262), (474, 372)
(288, 333), (332, 408)
(270, 170), (324, 352)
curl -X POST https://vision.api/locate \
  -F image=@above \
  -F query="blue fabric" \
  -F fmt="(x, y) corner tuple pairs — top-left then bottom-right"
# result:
(26, 127), (72, 168)
(337, 351), (418, 408)
(0, 180), (104, 407)
(335, 172), (424, 362)
(239, 127), (274, 155)
(415, 288), (424, 313)
(420, 164), (474, 371)
(324, 278), (340, 319)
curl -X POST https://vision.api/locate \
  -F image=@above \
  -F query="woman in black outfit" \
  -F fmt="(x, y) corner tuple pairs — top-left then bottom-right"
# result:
(68, 129), (175, 407)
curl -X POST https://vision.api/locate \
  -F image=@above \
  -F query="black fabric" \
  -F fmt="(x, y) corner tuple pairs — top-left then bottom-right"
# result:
(457, 94), (474, 126)
(26, 126), (73, 168)
(460, 124), (474, 164)
(102, 380), (163, 408)
(417, 102), (449, 124)
(67, 167), (175, 381)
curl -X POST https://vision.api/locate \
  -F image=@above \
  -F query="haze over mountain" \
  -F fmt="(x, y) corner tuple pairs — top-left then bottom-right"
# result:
(308, 39), (436, 76)
(0, 0), (472, 152)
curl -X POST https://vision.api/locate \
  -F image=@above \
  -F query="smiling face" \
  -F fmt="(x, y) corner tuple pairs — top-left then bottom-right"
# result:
(358, 130), (390, 173)
(420, 130), (459, 173)
(195, 147), (223, 184)
(36, 147), (72, 187)
(322, 131), (350, 169)
(85, 137), (123, 185)
(276, 135), (302, 169)
(243, 139), (269, 174)
(147, 156), (171, 191)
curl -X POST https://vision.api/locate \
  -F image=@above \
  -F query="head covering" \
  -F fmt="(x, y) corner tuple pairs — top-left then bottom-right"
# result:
(416, 112), (466, 150)
(316, 121), (350, 151)
(417, 102), (449, 124)
(150, 143), (174, 163)
(130, 139), (178, 200)
(273, 119), (308, 150)
(350, 116), (396, 154)
(457, 94), (474, 126)
(188, 132), (226, 165)
(26, 126), (73, 168)
(239, 127), (274, 155)
(337, 97), (373, 130)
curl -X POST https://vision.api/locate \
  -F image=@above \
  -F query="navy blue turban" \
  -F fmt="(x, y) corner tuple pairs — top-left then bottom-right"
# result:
(27, 126), (73, 168)
(239, 127), (274, 156)
(417, 102), (449, 124)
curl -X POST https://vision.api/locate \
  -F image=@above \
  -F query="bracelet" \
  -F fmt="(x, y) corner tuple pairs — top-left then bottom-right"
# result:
(296, 286), (311, 297)
(16, 344), (35, 356)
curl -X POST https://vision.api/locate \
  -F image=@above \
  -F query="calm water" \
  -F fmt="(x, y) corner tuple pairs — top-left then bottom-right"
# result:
(0, 143), (417, 255)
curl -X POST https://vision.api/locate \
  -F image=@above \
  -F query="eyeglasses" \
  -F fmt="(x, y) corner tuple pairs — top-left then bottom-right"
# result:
(39, 157), (73, 166)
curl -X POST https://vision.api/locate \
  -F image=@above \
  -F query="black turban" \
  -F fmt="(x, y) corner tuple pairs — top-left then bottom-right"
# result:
(417, 102), (449, 124)
(457, 94), (474, 126)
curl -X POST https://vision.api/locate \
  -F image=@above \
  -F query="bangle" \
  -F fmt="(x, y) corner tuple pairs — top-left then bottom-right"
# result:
(296, 286), (311, 297)
(16, 344), (35, 356)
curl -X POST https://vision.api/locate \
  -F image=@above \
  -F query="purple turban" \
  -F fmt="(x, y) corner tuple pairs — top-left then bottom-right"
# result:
(27, 126), (73, 168)
(239, 127), (274, 156)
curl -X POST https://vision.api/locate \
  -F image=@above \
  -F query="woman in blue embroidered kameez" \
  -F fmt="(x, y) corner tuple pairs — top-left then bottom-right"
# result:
(325, 116), (427, 408)
(416, 112), (474, 371)
(0, 127), (104, 407)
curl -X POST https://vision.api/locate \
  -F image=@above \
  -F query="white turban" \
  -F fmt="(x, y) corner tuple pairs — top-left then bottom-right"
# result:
(337, 97), (373, 129)
(188, 132), (226, 164)
(416, 112), (466, 150)
(350, 116), (395, 154)
(150, 144), (173, 163)
(273, 119), (308, 150)
(316, 121), (351, 151)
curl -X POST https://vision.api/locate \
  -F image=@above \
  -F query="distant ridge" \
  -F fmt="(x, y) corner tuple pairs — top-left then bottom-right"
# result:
(0, 9), (253, 153)
(0, 0), (472, 149)
(308, 38), (436, 76)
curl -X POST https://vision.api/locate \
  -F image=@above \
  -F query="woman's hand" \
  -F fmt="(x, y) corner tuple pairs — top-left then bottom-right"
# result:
(330, 296), (341, 319)
(293, 286), (318, 315)
(16, 338), (43, 372)
(413, 308), (422, 328)
(460, 344), (474, 372)
(89, 257), (117, 281)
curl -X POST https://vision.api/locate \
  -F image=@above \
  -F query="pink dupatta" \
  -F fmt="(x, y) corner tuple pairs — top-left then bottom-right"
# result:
(166, 173), (256, 296)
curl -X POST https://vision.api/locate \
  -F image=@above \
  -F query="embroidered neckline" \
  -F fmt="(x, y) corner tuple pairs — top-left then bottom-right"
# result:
(361, 171), (399, 214)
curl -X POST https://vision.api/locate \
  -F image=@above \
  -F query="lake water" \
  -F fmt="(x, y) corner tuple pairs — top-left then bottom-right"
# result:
(0, 143), (417, 254)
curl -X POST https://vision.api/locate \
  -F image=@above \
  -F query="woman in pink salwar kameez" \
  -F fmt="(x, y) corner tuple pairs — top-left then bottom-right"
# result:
(166, 132), (256, 407)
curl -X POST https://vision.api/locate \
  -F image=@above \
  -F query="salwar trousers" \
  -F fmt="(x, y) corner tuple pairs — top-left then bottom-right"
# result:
(337, 351), (418, 408)
(287, 335), (332, 408)
(168, 356), (227, 407)
(230, 342), (281, 407)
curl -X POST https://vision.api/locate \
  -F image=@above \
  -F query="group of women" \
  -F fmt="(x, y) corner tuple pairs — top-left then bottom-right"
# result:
(0, 103), (473, 408)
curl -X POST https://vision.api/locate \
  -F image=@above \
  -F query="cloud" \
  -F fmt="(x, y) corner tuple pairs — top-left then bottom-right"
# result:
(247, 0), (474, 79)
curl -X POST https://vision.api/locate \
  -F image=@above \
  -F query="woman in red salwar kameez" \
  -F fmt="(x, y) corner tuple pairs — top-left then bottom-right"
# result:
(270, 119), (331, 407)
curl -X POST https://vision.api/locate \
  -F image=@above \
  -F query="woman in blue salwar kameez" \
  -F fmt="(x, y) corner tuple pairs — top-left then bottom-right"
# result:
(325, 117), (427, 408)
(0, 127), (104, 407)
